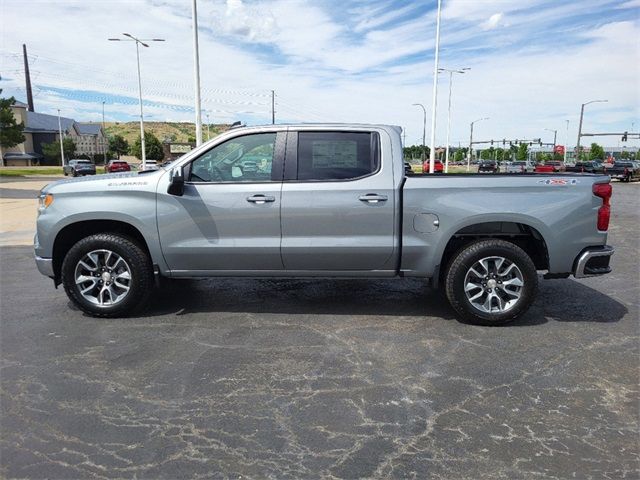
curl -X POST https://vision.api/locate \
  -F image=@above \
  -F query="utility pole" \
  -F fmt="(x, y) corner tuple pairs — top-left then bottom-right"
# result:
(108, 33), (165, 170)
(102, 101), (107, 166)
(576, 99), (607, 161)
(192, 0), (203, 146)
(57, 109), (65, 166)
(412, 103), (427, 166)
(23, 44), (34, 112)
(206, 113), (210, 141)
(427, 0), (443, 174)
(271, 90), (275, 124)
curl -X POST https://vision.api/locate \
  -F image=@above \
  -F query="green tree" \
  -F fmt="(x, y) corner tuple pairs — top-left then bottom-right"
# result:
(130, 131), (164, 160)
(0, 90), (26, 149)
(403, 144), (430, 162)
(42, 137), (76, 165)
(589, 142), (605, 161)
(108, 134), (129, 158)
(453, 148), (467, 162)
(516, 143), (529, 161)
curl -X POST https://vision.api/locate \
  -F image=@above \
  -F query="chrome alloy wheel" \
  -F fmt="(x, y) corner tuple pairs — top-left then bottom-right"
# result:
(463, 256), (524, 314)
(74, 249), (132, 307)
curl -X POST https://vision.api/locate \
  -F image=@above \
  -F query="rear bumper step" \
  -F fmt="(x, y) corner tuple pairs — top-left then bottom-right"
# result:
(573, 246), (614, 278)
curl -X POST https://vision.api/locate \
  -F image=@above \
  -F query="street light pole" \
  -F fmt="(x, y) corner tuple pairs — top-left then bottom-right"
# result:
(427, 0), (443, 174)
(412, 103), (427, 166)
(108, 34), (165, 170)
(564, 120), (569, 164)
(102, 101), (107, 166)
(576, 99), (607, 161)
(191, 0), (203, 146)
(467, 117), (489, 171)
(544, 128), (557, 155)
(57, 109), (65, 167)
(438, 67), (469, 173)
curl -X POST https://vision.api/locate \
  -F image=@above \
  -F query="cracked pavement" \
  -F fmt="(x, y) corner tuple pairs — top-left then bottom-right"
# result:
(0, 183), (638, 479)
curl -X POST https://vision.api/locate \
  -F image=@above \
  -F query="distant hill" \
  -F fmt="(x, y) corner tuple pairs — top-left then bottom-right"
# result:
(103, 121), (230, 144)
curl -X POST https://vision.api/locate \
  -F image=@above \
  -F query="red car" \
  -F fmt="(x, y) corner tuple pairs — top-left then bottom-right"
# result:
(422, 160), (444, 173)
(535, 161), (565, 173)
(105, 160), (131, 173)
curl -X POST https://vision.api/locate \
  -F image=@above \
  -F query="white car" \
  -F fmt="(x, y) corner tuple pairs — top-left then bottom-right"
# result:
(139, 160), (159, 172)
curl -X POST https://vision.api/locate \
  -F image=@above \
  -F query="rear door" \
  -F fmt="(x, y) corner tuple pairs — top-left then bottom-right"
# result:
(157, 131), (285, 272)
(280, 130), (396, 272)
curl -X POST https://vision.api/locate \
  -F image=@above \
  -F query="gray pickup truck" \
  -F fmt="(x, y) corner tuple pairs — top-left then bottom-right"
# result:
(35, 124), (614, 325)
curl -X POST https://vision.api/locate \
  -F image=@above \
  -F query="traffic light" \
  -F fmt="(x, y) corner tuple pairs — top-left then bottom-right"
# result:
(503, 139), (506, 146)
(491, 140), (494, 146)
(622, 131), (628, 142)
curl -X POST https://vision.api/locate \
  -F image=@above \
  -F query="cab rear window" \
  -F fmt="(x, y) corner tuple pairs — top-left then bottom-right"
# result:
(297, 132), (379, 181)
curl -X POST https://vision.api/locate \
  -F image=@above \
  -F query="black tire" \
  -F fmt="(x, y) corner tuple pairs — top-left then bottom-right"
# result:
(445, 239), (538, 326)
(61, 233), (154, 318)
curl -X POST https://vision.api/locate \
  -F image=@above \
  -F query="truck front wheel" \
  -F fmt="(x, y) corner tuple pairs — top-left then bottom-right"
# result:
(444, 239), (538, 326)
(61, 233), (154, 317)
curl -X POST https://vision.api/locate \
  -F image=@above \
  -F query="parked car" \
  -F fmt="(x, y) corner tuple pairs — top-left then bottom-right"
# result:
(478, 160), (499, 173)
(62, 159), (96, 177)
(565, 161), (605, 174)
(605, 161), (640, 182)
(535, 161), (565, 173)
(139, 160), (159, 172)
(504, 161), (532, 173)
(422, 160), (444, 173)
(105, 160), (131, 173)
(35, 124), (614, 326)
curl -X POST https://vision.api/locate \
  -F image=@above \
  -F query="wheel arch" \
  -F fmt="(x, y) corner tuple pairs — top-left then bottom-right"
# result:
(52, 219), (152, 283)
(433, 219), (550, 289)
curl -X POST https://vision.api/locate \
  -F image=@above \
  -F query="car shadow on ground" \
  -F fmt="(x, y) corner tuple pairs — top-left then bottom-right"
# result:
(127, 276), (628, 327)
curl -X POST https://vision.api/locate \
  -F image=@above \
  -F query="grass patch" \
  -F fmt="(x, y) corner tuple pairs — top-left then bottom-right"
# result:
(0, 168), (63, 177)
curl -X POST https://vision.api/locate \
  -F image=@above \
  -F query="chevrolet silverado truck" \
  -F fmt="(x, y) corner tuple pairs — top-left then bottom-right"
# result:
(34, 124), (614, 325)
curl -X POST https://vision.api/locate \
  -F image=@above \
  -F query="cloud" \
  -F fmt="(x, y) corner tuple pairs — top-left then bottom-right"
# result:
(1, 0), (638, 150)
(212, 0), (277, 42)
(481, 13), (505, 31)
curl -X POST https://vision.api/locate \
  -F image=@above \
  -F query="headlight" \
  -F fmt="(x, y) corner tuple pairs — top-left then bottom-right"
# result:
(38, 193), (54, 212)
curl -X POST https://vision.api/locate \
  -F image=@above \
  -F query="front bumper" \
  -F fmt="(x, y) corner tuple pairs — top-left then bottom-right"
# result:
(573, 246), (614, 278)
(35, 256), (54, 278)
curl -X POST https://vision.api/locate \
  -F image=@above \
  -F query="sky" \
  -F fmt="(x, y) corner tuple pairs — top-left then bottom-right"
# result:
(1, 0), (639, 149)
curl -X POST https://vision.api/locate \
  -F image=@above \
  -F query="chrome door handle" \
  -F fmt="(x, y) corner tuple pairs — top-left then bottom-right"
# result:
(359, 194), (388, 204)
(247, 194), (275, 204)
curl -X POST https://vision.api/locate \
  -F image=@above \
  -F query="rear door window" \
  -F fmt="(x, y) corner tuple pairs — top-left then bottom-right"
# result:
(296, 132), (379, 181)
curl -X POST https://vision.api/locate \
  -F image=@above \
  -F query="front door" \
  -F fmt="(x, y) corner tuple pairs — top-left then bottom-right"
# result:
(157, 131), (285, 272)
(280, 130), (396, 272)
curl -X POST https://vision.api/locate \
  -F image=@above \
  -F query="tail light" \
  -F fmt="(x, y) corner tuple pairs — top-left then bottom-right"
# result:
(593, 183), (612, 231)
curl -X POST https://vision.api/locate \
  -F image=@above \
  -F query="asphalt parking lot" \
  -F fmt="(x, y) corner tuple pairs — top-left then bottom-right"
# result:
(0, 181), (638, 479)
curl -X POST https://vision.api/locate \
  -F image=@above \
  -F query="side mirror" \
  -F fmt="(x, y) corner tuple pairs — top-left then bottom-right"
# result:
(167, 167), (185, 196)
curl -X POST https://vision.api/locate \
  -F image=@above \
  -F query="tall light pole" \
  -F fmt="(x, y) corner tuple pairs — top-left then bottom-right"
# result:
(564, 120), (569, 163)
(271, 90), (276, 124)
(438, 67), (470, 173)
(576, 99), (607, 161)
(191, 0), (203, 146)
(467, 117), (489, 171)
(108, 33), (165, 170)
(544, 128), (557, 155)
(57, 109), (65, 167)
(427, 0), (443, 174)
(412, 103), (427, 166)
(102, 101), (107, 165)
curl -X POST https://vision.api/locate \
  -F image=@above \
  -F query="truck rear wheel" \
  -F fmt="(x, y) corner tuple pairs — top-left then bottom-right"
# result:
(61, 233), (153, 318)
(445, 239), (538, 326)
